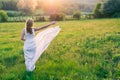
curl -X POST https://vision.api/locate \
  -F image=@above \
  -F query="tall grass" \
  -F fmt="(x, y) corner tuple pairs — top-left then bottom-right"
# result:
(0, 18), (120, 80)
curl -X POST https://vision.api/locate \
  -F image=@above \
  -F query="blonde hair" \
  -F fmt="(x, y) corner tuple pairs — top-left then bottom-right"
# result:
(26, 18), (34, 34)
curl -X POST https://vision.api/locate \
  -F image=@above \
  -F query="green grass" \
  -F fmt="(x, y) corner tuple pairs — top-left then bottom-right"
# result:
(0, 19), (120, 80)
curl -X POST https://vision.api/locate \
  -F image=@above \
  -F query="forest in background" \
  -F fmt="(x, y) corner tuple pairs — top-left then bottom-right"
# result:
(0, 0), (101, 15)
(0, 0), (120, 22)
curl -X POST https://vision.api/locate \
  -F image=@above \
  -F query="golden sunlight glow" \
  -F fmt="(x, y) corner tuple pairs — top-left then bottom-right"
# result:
(43, 0), (56, 5)
(48, 0), (55, 3)
(40, 0), (62, 13)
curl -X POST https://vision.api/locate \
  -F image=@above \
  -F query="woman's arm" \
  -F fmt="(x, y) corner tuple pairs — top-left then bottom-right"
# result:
(21, 29), (25, 41)
(34, 21), (56, 31)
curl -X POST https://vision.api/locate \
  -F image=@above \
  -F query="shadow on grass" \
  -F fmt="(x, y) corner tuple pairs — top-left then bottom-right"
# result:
(4, 55), (18, 67)
(22, 71), (34, 80)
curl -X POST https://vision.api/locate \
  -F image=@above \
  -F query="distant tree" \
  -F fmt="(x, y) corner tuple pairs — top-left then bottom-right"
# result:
(101, 0), (120, 18)
(36, 16), (45, 22)
(0, 1), (3, 9)
(0, 10), (8, 22)
(17, 0), (37, 15)
(50, 13), (65, 21)
(7, 11), (22, 17)
(94, 3), (102, 18)
(1, 0), (18, 10)
(73, 11), (81, 20)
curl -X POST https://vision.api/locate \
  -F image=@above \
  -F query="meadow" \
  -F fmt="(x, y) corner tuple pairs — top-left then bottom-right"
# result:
(0, 19), (120, 80)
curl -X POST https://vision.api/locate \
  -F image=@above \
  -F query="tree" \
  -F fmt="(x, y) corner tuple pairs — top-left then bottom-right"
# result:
(1, 0), (18, 10)
(0, 1), (3, 9)
(0, 10), (8, 22)
(73, 11), (81, 20)
(50, 13), (65, 21)
(101, 0), (120, 18)
(94, 3), (102, 18)
(17, 0), (37, 15)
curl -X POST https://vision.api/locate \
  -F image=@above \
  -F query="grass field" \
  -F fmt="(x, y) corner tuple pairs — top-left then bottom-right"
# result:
(0, 19), (120, 80)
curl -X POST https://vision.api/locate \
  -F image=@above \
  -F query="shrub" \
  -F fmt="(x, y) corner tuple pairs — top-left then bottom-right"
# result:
(7, 11), (22, 17)
(0, 10), (8, 22)
(50, 13), (65, 21)
(36, 16), (45, 22)
(73, 11), (81, 20)
(84, 14), (94, 19)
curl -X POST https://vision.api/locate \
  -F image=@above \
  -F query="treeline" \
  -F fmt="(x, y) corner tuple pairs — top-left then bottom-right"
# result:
(94, 0), (120, 18)
(0, 10), (94, 22)
(0, 0), (18, 10)
(0, 0), (97, 15)
(0, 0), (120, 22)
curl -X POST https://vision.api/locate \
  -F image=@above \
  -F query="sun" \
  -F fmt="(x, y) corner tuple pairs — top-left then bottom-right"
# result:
(42, 0), (60, 7)
(49, 0), (55, 3)
(39, 0), (61, 13)
(44, 0), (55, 4)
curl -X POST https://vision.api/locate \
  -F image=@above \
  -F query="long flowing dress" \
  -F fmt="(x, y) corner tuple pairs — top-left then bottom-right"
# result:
(24, 26), (61, 71)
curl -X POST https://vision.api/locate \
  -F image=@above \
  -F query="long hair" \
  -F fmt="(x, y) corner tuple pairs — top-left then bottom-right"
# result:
(26, 18), (34, 34)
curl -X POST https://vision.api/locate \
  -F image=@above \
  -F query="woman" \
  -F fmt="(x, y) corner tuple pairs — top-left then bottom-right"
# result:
(21, 18), (61, 71)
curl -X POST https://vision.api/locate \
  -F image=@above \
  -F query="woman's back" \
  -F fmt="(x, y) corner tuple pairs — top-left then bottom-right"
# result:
(25, 28), (35, 41)
(24, 28), (36, 51)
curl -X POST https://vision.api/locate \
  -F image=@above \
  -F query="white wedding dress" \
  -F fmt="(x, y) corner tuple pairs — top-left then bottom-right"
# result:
(24, 26), (61, 71)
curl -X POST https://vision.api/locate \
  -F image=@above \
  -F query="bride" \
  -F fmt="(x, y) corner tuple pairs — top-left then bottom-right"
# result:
(21, 18), (61, 71)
